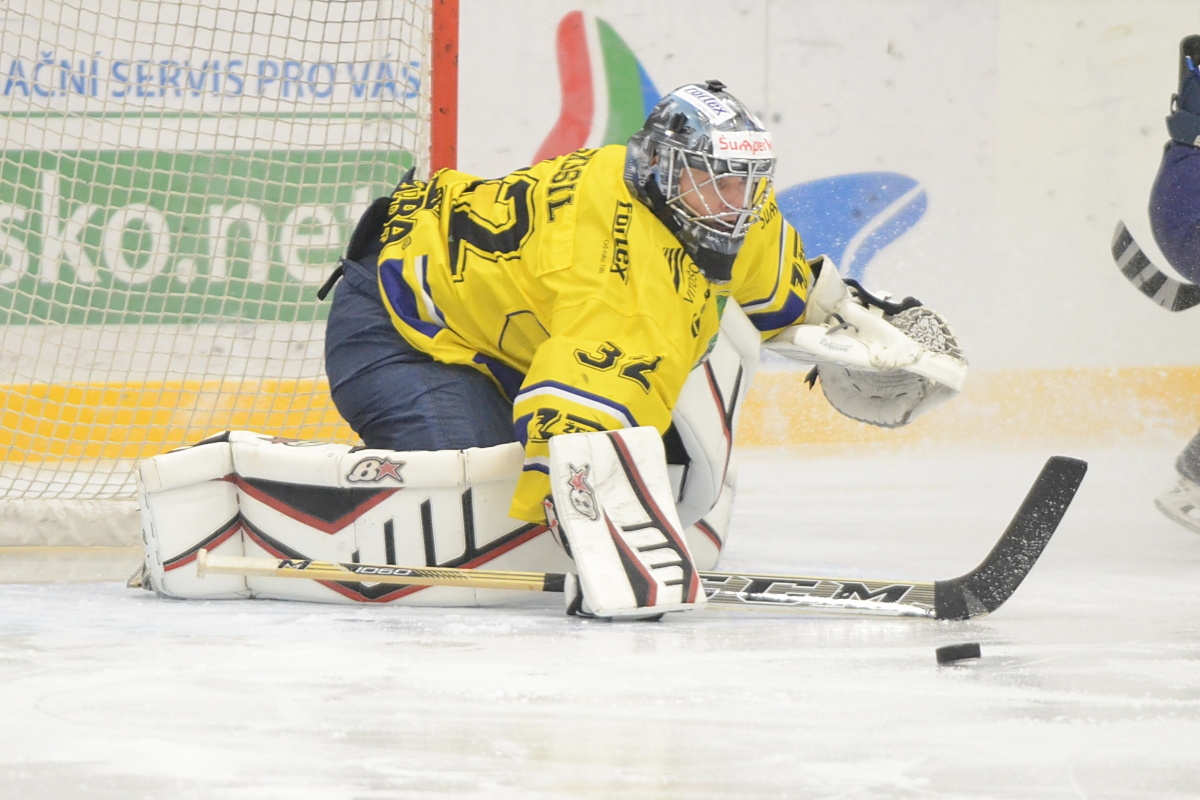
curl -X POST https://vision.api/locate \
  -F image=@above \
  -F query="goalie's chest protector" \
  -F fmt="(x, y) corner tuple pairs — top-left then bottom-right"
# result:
(377, 145), (727, 396)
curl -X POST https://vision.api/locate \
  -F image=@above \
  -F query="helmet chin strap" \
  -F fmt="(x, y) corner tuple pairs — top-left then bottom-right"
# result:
(688, 240), (737, 284)
(642, 177), (738, 284)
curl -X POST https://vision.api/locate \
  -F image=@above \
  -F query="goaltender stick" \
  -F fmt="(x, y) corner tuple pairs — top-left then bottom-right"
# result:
(134, 81), (967, 618)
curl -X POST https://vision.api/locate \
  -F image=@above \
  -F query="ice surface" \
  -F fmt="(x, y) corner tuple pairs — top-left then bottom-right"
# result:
(2, 445), (1199, 799)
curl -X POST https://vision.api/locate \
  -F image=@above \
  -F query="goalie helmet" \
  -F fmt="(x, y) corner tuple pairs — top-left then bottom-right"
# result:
(625, 80), (776, 283)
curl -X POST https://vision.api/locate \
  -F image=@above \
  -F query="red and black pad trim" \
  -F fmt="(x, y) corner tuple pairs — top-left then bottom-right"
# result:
(604, 512), (657, 607)
(691, 518), (723, 552)
(701, 359), (742, 484)
(242, 522), (422, 602)
(605, 431), (702, 604)
(242, 517), (552, 603)
(163, 514), (244, 572)
(232, 476), (399, 534)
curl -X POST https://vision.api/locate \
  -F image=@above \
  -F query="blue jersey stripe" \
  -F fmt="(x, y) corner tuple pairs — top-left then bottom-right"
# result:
(472, 353), (526, 401)
(513, 412), (532, 447)
(516, 380), (639, 429)
(746, 292), (807, 332)
(379, 256), (445, 340)
(740, 218), (788, 312)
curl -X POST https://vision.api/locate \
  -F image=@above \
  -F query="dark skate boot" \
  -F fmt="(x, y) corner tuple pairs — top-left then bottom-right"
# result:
(1166, 35), (1200, 146)
(1156, 430), (1200, 534)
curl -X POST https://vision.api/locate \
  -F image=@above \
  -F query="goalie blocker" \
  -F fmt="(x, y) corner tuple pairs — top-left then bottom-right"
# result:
(134, 304), (760, 610)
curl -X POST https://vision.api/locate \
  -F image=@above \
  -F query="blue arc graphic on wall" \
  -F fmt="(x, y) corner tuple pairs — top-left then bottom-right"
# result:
(776, 173), (928, 282)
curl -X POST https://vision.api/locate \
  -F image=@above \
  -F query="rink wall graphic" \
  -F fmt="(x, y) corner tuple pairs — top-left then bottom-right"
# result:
(0, 53), (419, 101)
(0, 149), (405, 323)
(743, 365), (1200, 450)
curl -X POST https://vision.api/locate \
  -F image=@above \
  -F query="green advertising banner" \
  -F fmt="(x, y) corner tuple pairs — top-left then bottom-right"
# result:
(0, 148), (410, 324)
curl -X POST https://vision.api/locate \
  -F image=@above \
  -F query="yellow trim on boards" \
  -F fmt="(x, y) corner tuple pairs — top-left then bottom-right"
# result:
(2, 366), (1198, 462)
(740, 366), (1200, 449)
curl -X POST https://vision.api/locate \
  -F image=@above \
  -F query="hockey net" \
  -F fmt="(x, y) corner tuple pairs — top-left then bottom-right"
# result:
(0, 0), (457, 544)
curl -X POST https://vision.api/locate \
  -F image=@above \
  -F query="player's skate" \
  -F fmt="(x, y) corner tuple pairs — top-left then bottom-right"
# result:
(1167, 34), (1200, 146)
(1155, 475), (1200, 535)
(1157, 433), (1200, 534)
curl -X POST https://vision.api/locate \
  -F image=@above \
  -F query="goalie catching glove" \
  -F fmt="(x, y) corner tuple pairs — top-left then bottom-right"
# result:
(764, 256), (968, 428)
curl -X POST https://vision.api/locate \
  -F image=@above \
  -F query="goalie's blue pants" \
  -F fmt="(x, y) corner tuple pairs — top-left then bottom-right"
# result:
(323, 253), (517, 451)
(1149, 142), (1200, 284)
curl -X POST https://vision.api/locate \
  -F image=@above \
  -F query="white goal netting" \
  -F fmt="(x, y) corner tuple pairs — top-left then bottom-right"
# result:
(0, 0), (446, 543)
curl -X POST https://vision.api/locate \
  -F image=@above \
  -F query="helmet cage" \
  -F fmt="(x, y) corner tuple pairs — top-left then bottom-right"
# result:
(658, 146), (774, 242)
(625, 81), (776, 282)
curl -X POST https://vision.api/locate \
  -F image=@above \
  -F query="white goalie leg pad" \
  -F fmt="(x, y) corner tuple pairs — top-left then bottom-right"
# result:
(548, 426), (704, 618)
(229, 433), (569, 606)
(137, 434), (246, 599)
(138, 430), (572, 606)
(684, 463), (738, 570)
(230, 433), (414, 604)
(670, 301), (759, 530)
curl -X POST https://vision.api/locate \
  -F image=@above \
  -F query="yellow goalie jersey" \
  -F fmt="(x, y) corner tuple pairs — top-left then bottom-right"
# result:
(377, 144), (811, 522)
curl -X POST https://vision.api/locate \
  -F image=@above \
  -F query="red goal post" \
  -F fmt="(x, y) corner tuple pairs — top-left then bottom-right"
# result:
(431, 0), (459, 173)
(0, 0), (459, 537)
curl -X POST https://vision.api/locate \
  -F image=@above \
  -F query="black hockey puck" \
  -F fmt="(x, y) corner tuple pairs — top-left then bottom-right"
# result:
(936, 642), (982, 664)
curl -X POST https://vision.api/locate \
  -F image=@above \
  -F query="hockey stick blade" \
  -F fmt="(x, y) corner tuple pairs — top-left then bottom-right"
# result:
(1111, 221), (1200, 312)
(931, 455), (1087, 620)
(195, 456), (1085, 620)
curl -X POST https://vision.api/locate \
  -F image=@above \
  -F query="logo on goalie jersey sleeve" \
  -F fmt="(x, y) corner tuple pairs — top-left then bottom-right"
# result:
(606, 201), (633, 282)
(529, 409), (606, 443)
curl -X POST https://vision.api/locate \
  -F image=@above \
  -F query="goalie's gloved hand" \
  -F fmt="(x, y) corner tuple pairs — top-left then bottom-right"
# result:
(765, 255), (968, 427)
(812, 304), (966, 428)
